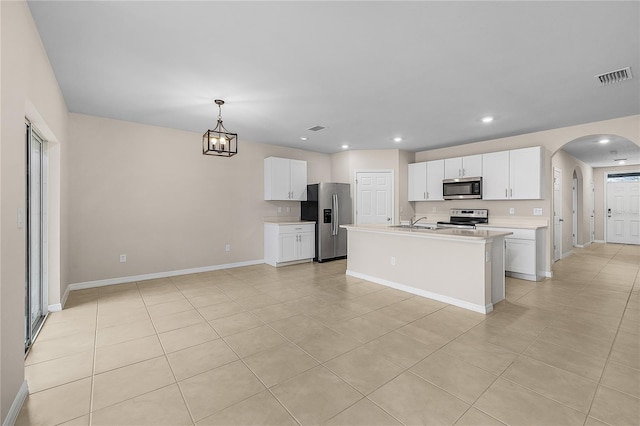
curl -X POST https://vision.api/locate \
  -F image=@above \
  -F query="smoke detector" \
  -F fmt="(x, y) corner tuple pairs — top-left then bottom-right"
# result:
(596, 67), (632, 85)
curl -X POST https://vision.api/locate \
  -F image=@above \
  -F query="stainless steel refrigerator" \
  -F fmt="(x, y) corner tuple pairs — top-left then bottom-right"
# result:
(301, 183), (352, 262)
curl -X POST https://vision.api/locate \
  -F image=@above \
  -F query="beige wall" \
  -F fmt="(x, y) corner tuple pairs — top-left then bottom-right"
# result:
(64, 114), (331, 286)
(593, 165), (640, 241)
(1, 1), (68, 421)
(329, 149), (413, 224)
(551, 149), (594, 254)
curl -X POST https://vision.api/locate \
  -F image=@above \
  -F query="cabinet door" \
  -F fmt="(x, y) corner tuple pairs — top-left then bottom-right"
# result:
(510, 147), (542, 200)
(426, 160), (444, 200)
(482, 151), (510, 200)
(505, 239), (536, 275)
(278, 233), (297, 262)
(462, 155), (483, 177)
(444, 157), (463, 179)
(408, 162), (427, 201)
(298, 232), (315, 259)
(289, 160), (308, 201)
(265, 157), (291, 200)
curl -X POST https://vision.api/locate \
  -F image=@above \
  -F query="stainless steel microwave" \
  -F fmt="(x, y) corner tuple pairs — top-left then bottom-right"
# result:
(443, 177), (482, 200)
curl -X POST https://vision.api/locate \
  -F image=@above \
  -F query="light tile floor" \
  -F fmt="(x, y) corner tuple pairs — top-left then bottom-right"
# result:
(17, 243), (639, 425)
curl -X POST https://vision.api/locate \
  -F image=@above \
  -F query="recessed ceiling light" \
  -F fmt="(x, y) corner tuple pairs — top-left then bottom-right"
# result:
(393, 137), (402, 143)
(300, 137), (308, 141)
(341, 144), (349, 149)
(481, 116), (494, 124)
(599, 138), (610, 144)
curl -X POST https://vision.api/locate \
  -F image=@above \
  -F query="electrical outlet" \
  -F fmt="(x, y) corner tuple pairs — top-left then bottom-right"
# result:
(509, 208), (515, 215)
(119, 254), (127, 263)
(533, 208), (543, 216)
(390, 256), (396, 266)
(225, 244), (231, 252)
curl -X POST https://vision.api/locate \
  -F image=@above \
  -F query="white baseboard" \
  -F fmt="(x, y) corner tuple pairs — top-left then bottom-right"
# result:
(66, 259), (265, 292)
(48, 303), (62, 312)
(575, 241), (593, 249)
(562, 250), (573, 259)
(346, 270), (492, 314)
(594, 239), (605, 243)
(2, 380), (28, 426)
(545, 271), (553, 278)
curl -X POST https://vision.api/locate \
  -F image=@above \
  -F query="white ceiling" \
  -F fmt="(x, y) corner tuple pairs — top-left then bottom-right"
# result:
(28, 1), (640, 161)
(562, 135), (640, 168)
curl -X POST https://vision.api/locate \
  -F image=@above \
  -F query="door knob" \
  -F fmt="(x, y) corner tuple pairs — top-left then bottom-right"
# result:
(559, 218), (564, 222)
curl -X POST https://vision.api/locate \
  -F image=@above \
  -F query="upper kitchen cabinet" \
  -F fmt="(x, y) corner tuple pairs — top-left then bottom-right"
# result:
(444, 154), (482, 179)
(264, 157), (308, 201)
(408, 160), (444, 201)
(482, 146), (543, 200)
(408, 162), (427, 201)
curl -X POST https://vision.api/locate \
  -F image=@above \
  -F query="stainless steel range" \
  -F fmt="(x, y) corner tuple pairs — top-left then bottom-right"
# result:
(437, 209), (488, 229)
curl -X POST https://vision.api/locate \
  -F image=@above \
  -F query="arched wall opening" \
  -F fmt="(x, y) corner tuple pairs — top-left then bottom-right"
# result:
(551, 133), (638, 258)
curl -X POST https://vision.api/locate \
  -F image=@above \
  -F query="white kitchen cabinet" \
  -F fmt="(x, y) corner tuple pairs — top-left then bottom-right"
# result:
(444, 155), (482, 179)
(264, 157), (308, 201)
(480, 226), (546, 281)
(510, 147), (543, 199)
(482, 151), (510, 199)
(408, 160), (444, 201)
(408, 162), (427, 201)
(426, 159), (445, 200)
(264, 222), (315, 266)
(482, 147), (543, 200)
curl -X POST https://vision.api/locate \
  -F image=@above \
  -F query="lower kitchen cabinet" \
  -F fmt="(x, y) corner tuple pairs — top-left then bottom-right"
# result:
(264, 222), (315, 267)
(481, 226), (546, 281)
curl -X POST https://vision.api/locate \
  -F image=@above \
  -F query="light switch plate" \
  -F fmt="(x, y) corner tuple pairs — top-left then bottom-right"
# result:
(509, 208), (515, 215)
(533, 208), (543, 216)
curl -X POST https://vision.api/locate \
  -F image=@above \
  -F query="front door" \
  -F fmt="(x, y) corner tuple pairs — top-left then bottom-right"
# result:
(606, 175), (640, 244)
(355, 171), (393, 225)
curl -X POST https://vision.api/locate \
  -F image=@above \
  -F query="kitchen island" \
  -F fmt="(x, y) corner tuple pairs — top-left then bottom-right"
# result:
(342, 224), (512, 314)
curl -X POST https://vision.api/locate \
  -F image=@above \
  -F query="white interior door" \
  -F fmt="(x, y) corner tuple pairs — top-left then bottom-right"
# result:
(606, 179), (640, 244)
(590, 181), (595, 243)
(355, 171), (394, 225)
(553, 167), (563, 261)
(572, 178), (578, 247)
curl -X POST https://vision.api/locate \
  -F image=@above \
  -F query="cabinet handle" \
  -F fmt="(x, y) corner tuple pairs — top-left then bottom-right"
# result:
(505, 189), (508, 197)
(462, 168), (466, 176)
(509, 188), (513, 197)
(424, 192), (426, 199)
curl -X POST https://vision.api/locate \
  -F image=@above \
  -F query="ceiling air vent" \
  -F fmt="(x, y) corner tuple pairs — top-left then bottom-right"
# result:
(307, 125), (325, 132)
(596, 67), (632, 85)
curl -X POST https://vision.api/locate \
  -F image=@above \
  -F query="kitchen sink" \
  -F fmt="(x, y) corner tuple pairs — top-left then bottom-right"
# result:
(389, 224), (439, 230)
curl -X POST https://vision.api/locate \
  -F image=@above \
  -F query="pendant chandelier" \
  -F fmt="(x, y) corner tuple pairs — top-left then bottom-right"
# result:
(202, 99), (238, 157)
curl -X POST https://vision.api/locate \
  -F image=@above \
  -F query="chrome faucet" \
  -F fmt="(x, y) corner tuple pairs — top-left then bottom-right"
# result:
(410, 216), (428, 226)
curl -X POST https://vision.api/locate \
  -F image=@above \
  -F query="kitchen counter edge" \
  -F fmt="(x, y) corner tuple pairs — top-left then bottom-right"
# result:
(341, 224), (512, 241)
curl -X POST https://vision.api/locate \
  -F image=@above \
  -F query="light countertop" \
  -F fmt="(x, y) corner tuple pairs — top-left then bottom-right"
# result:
(264, 219), (315, 225)
(477, 223), (547, 230)
(342, 224), (512, 241)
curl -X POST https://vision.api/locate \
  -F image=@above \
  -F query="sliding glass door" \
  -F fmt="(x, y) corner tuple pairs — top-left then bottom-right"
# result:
(25, 122), (48, 351)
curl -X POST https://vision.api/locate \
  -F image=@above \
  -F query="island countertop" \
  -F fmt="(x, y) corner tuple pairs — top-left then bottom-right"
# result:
(341, 224), (512, 242)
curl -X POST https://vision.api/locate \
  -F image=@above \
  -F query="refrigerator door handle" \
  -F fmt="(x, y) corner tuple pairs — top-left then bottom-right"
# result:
(331, 193), (339, 236)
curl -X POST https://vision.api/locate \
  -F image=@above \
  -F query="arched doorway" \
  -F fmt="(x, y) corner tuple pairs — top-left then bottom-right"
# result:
(551, 134), (639, 259)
